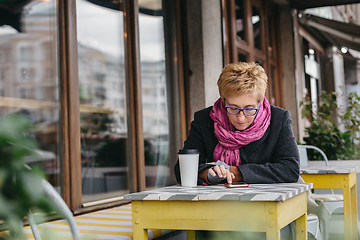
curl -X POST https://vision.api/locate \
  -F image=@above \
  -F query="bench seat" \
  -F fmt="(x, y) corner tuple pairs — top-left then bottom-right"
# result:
(21, 204), (173, 240)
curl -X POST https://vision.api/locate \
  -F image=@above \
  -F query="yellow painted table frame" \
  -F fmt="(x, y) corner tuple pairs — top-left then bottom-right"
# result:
(301, 170), (358, 240)
(131, 192), (308, 240)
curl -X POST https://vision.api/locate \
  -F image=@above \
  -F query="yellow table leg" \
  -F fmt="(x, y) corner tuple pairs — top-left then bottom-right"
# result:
(187, 230), (196, 240)
(265, 228), (280, 240)
(265, 203), (280, 240)
(351, 184), (359, 240)
(132, 201), (148, 240)
(342, 175), (359, 240)
(296, 213), (307, 240)
(343, 182), (352, 240)
(133, 227), (148, 240)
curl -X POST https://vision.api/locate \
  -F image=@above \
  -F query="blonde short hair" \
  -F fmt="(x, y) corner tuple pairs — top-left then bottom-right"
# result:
(217, 62), (268, 102)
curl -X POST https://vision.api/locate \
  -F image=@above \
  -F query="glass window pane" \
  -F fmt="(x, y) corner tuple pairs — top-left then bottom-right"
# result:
(139, 0), (172, 189)
(252, 5), (262, 50)
(235, 0), (246, 41)
(238, 52), (247, 62)
(76, 0), (128, 202)
(0, 1), (61, 191)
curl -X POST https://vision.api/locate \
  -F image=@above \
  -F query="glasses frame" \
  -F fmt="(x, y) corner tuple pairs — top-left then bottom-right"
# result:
(224, 100), (260, 116)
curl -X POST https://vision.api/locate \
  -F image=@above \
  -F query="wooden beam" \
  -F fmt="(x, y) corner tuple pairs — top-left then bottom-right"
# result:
(175, 0), (187, 144)
(58, 0), (82, 210)
(244, 0), (254, 61)
(299, 25), (325, 54)
(124, 0), (145, 192)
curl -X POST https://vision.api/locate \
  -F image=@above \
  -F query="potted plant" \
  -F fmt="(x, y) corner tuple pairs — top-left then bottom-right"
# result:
(300, 91), (360, 160)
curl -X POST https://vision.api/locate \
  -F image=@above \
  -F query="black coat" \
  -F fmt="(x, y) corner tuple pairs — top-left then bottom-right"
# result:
(174, 105), (300, 184)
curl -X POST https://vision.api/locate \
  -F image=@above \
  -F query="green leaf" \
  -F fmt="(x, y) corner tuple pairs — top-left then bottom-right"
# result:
(300, 91), (360, 160)
(0, 114), (55, 238)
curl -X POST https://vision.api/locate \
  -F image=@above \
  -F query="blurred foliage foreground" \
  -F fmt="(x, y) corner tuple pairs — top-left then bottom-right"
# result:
(0, 115), (54, 240)
(301, 91), (360, 160)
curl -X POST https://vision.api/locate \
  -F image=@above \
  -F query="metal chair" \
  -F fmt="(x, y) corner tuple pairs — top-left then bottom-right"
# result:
(27, 179), (81, 240)
(297, 145), (353, 240)
(307, 214), (323, 240)
(297, 145), (329, 167)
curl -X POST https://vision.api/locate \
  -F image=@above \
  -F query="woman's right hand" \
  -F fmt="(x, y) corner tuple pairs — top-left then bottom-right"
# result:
(208, 165), (235, 184)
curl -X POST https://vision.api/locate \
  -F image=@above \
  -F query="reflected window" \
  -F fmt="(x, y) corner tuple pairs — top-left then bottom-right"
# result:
(252, 5), (262, 50)
(76, 0), (128, 203)
(235, 0), (246, 41)
(20, 45), (34, 61)
(0, 0), (61, 192)
(238, 52), (247, 62)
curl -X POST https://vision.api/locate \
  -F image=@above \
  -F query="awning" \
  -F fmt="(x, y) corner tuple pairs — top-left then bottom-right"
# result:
(290, 0), (360, 10)
(0, 0), (32, 32)
(299, 14), (360, 52)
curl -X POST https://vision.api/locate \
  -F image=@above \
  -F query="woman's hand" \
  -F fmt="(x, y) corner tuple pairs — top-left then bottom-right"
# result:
(199, 163), (243, 184)
(229, 166), (243, 182)
(208, 165), (235, 184)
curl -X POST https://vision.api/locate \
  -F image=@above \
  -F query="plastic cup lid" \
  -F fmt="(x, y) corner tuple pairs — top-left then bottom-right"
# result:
(178, 149), (199, 154)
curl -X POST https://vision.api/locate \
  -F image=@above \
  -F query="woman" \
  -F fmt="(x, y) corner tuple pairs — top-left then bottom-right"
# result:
(174, 62), (299, 185)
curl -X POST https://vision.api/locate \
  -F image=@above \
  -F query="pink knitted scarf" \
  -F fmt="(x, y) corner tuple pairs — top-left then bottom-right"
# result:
(209, 97), (271, 166)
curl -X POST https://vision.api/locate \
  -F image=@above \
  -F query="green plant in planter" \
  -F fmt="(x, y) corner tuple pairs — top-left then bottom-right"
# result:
(300, 91), (360, 160)
(0, 114), (54, 240)
(341, 92), (360, 159)
(341, 92), (360, 142)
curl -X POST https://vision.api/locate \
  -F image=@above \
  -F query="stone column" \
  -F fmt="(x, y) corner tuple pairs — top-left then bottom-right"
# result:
(186, 0), (223, 119)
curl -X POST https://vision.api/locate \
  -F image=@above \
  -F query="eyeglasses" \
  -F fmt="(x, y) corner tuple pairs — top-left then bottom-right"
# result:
(224, 101), (259, 116)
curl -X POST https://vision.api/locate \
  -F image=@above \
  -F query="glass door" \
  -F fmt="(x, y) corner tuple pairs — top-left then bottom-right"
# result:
(76, 0), (129, 203)
(138, 0), (182, 189)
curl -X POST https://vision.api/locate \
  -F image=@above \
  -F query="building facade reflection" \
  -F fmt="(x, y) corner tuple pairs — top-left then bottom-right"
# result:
(0, 0), (61, 190)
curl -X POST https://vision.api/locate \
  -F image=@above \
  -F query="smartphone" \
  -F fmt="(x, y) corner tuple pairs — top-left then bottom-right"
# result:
(225, 182), (249, 188)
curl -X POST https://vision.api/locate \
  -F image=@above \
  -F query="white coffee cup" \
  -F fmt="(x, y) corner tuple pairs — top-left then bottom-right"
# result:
(178, 149), (199, 187)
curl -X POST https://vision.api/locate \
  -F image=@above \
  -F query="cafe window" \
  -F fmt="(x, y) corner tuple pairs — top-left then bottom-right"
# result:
(72, 0), (185, 209)
(1, 0), (185, 211)
(0, 0), (62, 192)
(223, 0), (283, 107)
